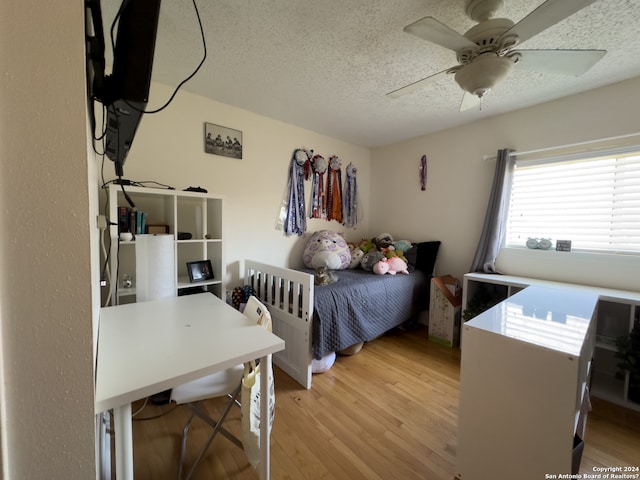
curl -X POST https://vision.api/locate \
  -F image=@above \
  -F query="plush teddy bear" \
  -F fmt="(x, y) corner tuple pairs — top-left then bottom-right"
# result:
(303, 230), (351, 270)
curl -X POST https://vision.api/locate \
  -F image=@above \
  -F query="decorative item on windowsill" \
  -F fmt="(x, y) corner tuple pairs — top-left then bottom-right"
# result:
(525, 238), (552, 250)
(615, 319), (640, 404)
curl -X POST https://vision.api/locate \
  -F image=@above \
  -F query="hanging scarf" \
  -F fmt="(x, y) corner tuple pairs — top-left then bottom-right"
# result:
(326, 155), (343, 223)
(343, 162), (361, 227)
(283, 149), (310, 236)
(309, 154), (328, 219)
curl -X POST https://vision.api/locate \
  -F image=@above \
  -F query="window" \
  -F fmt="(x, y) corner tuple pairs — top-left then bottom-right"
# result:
(505, 147), (640, 254)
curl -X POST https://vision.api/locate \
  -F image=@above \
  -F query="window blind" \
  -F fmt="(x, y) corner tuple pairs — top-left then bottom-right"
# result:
(505, 150), (640, 254)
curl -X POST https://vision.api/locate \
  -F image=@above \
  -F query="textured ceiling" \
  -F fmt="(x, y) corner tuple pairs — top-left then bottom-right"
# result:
(102, 0), (640, 147)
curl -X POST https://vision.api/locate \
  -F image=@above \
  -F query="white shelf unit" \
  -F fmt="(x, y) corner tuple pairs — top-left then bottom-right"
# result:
(106, 185), (224, 304)
(457, 285), (597, 480)
(462, 273), (640, 412)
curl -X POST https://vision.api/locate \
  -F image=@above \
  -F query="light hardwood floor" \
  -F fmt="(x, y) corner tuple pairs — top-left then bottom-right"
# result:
(131, 326), (640, 479)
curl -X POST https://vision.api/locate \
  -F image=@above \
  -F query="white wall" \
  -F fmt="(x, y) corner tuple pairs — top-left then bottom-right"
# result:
(0, 1), (97, 478)
(108, 82), (372, 287)
(371, 77), (640, 291)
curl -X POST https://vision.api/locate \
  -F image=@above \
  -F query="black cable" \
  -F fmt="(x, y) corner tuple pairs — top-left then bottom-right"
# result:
(119, 179), (136, 209)
(134, 180), (175, 189)
(93, 103), (108, 143)
(99, 139), (113, 290)
(101, 179), (176, 189)
(110, 1), (124, 53)
(124, 0), (207, 115)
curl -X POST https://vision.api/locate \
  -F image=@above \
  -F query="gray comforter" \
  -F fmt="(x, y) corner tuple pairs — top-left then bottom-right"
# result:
(308, 268), (427, 359)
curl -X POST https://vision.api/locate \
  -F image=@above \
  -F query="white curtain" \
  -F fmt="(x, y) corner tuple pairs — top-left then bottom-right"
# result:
(469, 148), (514, 273)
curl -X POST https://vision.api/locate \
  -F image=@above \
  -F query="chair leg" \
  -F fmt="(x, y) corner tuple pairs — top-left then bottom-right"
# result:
(177, 411), (198, 480)
(178, 385), (243, 480)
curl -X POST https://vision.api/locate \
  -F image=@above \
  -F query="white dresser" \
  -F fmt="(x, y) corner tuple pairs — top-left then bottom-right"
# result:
(456, 285), (597, 480)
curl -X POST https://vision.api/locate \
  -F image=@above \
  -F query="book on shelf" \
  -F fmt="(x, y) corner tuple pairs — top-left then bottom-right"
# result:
(118, 206), (130, 233)
(117, 207), (147, 234)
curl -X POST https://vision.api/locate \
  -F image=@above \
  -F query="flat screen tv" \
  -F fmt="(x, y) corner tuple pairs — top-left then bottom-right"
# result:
(86, 0), (162, 177)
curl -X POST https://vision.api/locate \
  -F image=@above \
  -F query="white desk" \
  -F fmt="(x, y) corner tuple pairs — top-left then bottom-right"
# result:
(457, 286), (597, 480)
(95, 293), (285, 480)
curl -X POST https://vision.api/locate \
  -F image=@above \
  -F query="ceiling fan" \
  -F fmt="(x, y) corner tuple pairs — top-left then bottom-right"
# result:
(387, 0), (606, 110)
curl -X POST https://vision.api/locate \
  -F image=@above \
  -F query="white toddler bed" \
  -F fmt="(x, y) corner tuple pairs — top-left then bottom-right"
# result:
(244, 243), (440, 389)
(244, 260), (315, 389)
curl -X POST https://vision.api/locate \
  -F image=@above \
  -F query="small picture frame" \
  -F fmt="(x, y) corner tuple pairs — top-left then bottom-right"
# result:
(556, 240), (572, 252)
(186, 260), (214, 283)
(146, 224), (169, 234)
(204, 122), (243, 159)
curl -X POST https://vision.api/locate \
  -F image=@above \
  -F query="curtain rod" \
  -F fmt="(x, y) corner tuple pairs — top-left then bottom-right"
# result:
(483, 132), (640, 162)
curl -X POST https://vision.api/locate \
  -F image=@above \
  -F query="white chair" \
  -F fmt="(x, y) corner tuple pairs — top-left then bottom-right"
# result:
(170, 296), (272, 480)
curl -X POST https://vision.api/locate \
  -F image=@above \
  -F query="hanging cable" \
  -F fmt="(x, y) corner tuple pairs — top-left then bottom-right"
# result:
(115, 0), (207, 115)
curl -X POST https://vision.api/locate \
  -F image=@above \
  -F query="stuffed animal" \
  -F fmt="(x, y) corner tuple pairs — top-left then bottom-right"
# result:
(358, 238), (376, 253)
(373, 232), (394, 250)
(373, 256), (409, 275)
(314, 266), (338, 286)
(393, 240), (413, 253)
(387, 257), (409, 274)
(361, 251), (384, 271)
(348, 247), (364, 269)
(303, 230), (351, 270)
(373, 258), (389, 275)
(382, 246), (407, 263)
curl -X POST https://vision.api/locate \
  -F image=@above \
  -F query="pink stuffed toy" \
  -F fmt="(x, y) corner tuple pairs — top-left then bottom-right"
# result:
(373, 259), (389, 275)
(373, 257), (409, 275)
(388, 257), (409, 274)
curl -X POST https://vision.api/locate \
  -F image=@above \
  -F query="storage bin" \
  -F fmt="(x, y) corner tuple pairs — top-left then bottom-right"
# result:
(428, 275), (462, 347)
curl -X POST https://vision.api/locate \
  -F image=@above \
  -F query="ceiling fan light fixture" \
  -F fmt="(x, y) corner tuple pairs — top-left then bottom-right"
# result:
(454, 54), (515, 98)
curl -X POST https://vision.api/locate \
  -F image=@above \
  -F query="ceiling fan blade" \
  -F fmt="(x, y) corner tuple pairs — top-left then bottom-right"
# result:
(459, 92), (481, 111)
(515, 49), (606, 76)
(387, 68), (458, 98)
(504, 0), (598, 45)
(403, 17), (476, 52)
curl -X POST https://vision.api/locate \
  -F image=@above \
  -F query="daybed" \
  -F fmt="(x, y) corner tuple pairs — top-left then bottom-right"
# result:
(244, 241), (440, 389)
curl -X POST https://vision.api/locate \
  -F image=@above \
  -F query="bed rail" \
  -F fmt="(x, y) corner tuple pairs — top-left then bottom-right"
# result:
(244, 260), (314, 389)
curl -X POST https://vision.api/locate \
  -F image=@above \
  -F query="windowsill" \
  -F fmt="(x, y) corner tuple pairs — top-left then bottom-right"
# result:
(495, 247), (640, 292)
